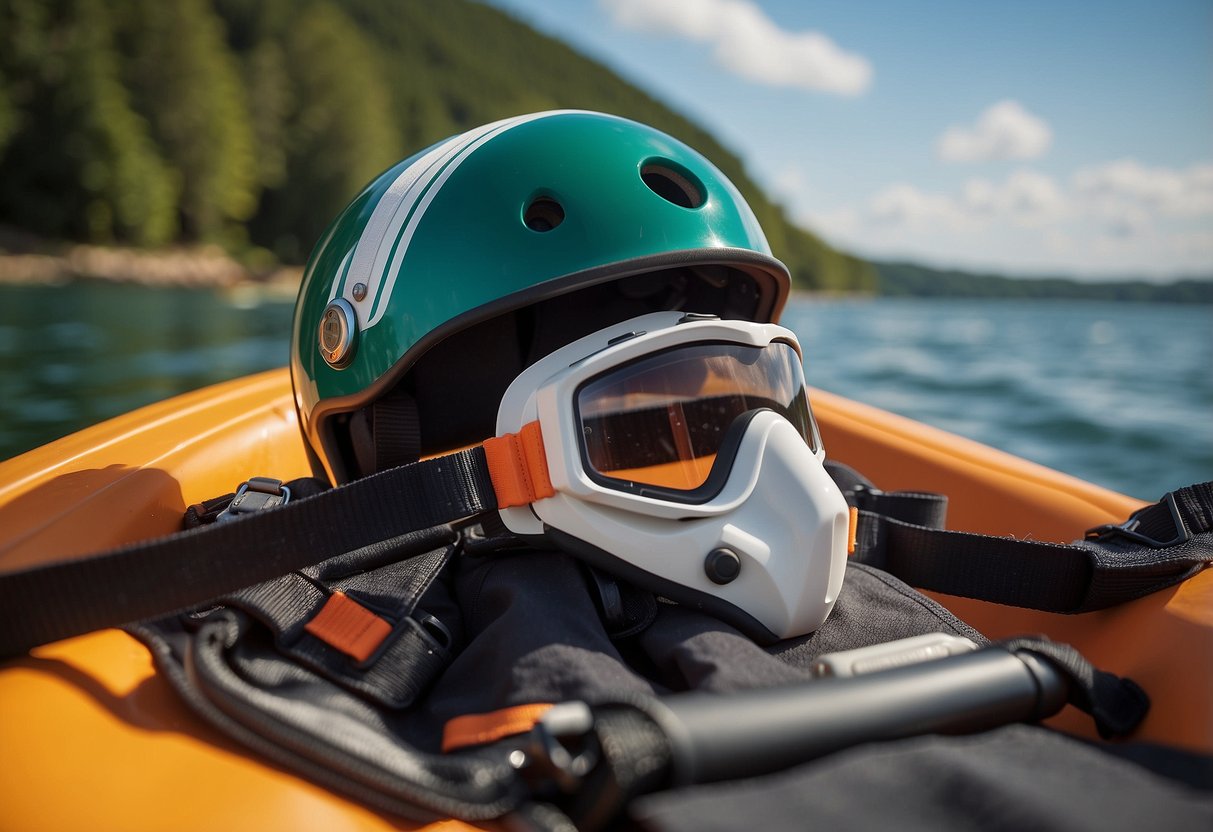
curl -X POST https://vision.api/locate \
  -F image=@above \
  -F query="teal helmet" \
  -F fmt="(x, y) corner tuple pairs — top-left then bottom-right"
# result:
(291, 110), (791, 484)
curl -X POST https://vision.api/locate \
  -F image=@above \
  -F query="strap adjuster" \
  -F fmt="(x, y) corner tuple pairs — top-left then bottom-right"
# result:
(1085, 491), (1191, 549)
(216, 477), (291, 523)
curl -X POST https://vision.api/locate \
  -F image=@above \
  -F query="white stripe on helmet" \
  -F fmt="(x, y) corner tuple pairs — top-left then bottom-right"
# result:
(338, 110), (597, 329)
(326, 246), (355, 302)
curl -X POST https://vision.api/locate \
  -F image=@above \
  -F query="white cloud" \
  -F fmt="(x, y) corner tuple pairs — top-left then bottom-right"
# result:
(1071, 159), (1213, 217)
(1167, 229), (1213, 260)
(798, 161), (1213, 276)
(936, 100), (1052, 163)
(600, 0), (872, 95)
(961, 170), (1067, 226)
(868, 183), (969, 229)
(1093, 201), (1153, 239)
(770, 164), (808, 205)
(806, 206), (861, 241)
(860, 171), (1065, 232)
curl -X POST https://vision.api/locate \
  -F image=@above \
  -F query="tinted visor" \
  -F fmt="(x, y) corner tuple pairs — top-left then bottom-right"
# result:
(577, 341), (818, 493)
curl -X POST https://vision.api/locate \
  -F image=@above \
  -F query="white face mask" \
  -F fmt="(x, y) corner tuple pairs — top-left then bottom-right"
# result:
(494, 311), (852, 642)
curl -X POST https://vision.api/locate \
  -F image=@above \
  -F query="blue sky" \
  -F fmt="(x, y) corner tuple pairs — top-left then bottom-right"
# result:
(482, 0), (1213, 278)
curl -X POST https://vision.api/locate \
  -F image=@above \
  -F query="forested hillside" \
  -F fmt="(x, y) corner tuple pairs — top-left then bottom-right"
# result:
(875, 261), (1213, 304)
(0, 0), (875, 292)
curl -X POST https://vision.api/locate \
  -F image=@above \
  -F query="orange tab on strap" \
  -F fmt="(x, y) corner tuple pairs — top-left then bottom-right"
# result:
(442, 703), (555, 752)
(848, 505), (859, 555)
(482, 420), (555, 509)
(304, 591), (392, 663)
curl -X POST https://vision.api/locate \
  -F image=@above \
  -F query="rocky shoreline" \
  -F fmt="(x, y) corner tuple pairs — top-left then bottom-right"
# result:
(0, 243), (303, 290)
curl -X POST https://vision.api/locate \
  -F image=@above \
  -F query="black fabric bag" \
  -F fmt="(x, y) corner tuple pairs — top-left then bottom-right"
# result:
(631, 725), (1212, 832)
(132, 526), (1212, 830)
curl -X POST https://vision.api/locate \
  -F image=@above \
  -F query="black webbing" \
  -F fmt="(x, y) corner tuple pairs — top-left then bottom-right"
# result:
(1000, 636), (1150, 738)
(568, 705), (674, 831)
(851, 483), (1213, 613)
(374, 390), (422, 469)
(826, 459), (949, 529)
(0, 447), (497, 659)
(856, 516), (1095, 611)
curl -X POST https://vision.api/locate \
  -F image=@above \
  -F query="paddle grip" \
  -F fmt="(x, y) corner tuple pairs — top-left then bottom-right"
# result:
(645, 646), (1068, 786)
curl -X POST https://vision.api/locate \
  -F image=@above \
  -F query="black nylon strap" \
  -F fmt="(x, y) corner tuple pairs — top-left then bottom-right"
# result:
(826, 459), (948, 529)
(569, 705), (674, 831)
(851, 490), (949, 530)
(1000, 636), (1150, 738)
(852, 483), (1213, 613)
(374, 391), (422, 469)
(223, 535), (458, 709)
(856, 515), (1094, 611)
(0, 447), (497, 659)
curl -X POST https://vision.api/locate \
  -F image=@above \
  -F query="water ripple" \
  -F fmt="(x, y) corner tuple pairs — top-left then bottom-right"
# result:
(787, 297), (1212, 500)
(1, 286), (1209, 502)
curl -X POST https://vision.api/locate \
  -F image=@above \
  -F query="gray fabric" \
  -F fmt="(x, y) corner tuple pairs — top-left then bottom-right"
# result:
(630, 725), (1213, 832)
(138, 542), (1209, 828)
(420, 554), (982, 721)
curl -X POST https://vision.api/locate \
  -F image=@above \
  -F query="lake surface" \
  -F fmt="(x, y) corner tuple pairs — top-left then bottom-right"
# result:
(783, 296), (1211, 501)
(1, 283), (1209, 500)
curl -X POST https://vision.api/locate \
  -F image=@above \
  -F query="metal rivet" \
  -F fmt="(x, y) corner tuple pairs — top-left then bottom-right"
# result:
(318, 298), (358, 368)
(352, 282), (368, 301)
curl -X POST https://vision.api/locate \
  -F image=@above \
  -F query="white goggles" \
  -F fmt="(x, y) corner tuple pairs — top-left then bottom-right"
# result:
(575, 338), (819, 500)
(490, 311), (851, 642)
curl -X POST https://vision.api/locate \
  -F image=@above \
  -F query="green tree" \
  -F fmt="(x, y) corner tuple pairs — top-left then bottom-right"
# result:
(251, 1), (402, 261)
(0, 0), (882, 292)
(0, 0), (177, 245)
(326, 0), (866, 291)
(211, 0), (295, 192)
(0, 69), (15, 160)
(116, 0), (258, 241)
(243, 41), (291, 192)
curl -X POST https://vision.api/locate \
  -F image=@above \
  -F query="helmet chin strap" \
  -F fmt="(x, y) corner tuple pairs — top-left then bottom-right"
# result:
(372, 391), (421, 469)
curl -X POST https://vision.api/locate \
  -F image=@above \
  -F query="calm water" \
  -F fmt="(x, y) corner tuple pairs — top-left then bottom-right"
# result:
(1, 284), (1209, 500)
(0, 282), (295, 459)
(784, 297), (1212, 501)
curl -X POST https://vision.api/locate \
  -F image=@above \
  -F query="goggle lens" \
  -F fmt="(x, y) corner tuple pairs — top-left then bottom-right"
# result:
(577, 341), (818, 492)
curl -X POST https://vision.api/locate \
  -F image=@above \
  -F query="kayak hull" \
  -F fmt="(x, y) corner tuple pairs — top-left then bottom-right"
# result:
(0, 369), (1207, 831)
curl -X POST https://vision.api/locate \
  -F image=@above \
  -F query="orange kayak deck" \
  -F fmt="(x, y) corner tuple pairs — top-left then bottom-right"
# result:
(0, 369), (1208, 831)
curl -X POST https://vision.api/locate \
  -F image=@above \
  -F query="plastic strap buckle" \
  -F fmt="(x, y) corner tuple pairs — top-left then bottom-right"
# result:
(1085, 491), (1191, 549)
(216, 477), (291, 523)
(515, 702), (600, 794)
(839, 482), (884, 515)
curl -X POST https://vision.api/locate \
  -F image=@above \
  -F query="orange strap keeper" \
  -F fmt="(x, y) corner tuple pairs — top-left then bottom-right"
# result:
(304, 591), (393, 663)
(442, 703), (555, 752)
(482, 420), (555, 509)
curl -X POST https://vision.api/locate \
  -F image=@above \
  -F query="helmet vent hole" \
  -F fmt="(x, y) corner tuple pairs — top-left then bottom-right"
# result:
(524, 197), (565, 232)
(641, 162), (704, 209)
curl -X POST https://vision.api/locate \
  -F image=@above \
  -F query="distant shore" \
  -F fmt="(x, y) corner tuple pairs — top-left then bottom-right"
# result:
(2, 243), (1209, 305)
(0, 243), (303, 291)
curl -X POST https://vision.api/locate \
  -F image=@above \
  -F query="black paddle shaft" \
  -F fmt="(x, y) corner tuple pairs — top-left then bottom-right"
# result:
(641, 646), (1068, 786)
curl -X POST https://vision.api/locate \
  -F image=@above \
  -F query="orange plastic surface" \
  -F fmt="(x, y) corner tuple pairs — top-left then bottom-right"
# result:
(0, 372), (1207, 832)
(812, 386), (1212, 753)
(0, 370), (482, 832)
